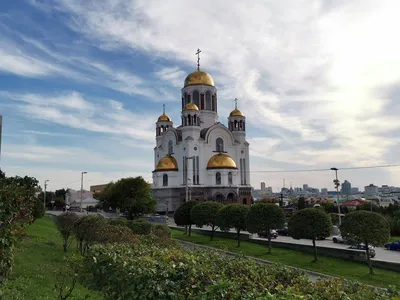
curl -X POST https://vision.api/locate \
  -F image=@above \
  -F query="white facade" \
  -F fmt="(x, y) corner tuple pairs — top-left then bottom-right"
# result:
(152, 65), (252, 212)
(364, 184), (378, 196)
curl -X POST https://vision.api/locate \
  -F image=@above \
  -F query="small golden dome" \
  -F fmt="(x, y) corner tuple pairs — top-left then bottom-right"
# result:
(184, 70), (214, 87)
(207, 153), (237, 170)
(183, 102), (199, 111)
(154, 155), (178, 172)
(158, 114), (171, 122)
(229, 109), (244, 117)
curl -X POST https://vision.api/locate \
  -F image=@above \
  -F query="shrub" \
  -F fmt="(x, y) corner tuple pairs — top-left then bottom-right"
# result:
(288, 208), (332, 261)
(73, 215), (107, 255)
(55, 212), (79, 252)
(173, 200), (199, 236)
(216, 204), (249, 247)
(32, 197), (45, 221)
(246, 204), (285, 253)
(108, 218), (129, 227)
(152, 224), (171, 239)
(95, 224), (137, 244)
(128, 219), (153, 235)
(191, 201), (223, 241)
(340, 211), (390, 274)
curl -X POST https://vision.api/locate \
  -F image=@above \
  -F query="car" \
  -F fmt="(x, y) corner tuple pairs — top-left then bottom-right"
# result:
(276, 227), (290, 236)
(384, 240), (400, 251)
(332, 235), (347, 243)
(348, 244), (376, 258)
(258, 229), (278, 239)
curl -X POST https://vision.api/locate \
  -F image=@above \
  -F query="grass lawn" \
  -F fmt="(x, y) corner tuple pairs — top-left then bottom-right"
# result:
(0, 217), (102, 300)
(390, 236), (400, 242)
(171, 228), (400, 288)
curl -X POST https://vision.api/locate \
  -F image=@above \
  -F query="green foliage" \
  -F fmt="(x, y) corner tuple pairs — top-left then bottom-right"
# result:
(191, 201), (223, 241)
(107, 218), (129, 227)
(73, 215), (107, 255)
(55, 212), (79, 252)
(32, 197), (45, 221)
(173, 200), (199, 226)
(246, 203), (285, 253)
(95, 177), (156, 218)
(128, 219), (153, 235)
(297, 196), (306, 210)
(81, 242), (400, 300)
(95, 224), (137, 245)
(340, 211), (390, 274)
(216, 204), (249, 247)
(151, 224), (171, 239)
(288, 208), (332, 261)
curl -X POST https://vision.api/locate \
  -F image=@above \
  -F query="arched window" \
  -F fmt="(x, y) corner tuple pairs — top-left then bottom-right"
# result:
(216, 194), (223, 202)
(205, 91), (211, 110)
(163, 174), (168, 186)
(168, 140), (173, 154)
(193, 91), (200, 107)
(242, 198), (247, 205)
(216, 172), (221, 185)
(216, 138), (224, 152)
(228, 172), (232, 185)
(227, 193), (235, 202)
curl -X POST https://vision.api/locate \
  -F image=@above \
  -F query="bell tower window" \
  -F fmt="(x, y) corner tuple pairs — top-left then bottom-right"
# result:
(193, 91), (200, 107)
(216, 138), (224, 152)
(205, 91), (211, 110)
(216, 172), (221, 185)
(163, 174), (168, 186)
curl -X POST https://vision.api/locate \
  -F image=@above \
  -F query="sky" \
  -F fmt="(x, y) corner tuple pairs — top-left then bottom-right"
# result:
(1, 0), (400, 192)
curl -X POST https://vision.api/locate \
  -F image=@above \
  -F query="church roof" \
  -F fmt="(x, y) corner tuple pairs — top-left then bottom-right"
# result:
(184, 70), (214, 87)
(207, 153), (238, 170)
(154, 155), (178, 172)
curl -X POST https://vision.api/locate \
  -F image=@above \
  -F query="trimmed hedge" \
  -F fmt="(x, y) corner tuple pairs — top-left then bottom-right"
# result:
(152, 224), (171, 239)
(128, 219), (153, 235)
(82, 242), (400, 300)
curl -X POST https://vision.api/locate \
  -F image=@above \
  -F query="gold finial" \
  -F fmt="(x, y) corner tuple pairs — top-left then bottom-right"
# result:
(234, 98), (238, 109)
(163, 103), (166, 114)
(195, 48), (201, 71)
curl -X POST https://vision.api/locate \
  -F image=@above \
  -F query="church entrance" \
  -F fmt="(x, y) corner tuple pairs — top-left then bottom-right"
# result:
(227, 193), (235, 203)
(215, 193), (224, 202)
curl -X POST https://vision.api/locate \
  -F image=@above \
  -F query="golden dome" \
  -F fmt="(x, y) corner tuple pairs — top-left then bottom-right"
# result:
(184, 70), (214, 87)
(229, 109), (244, 117)
(183, 102), (199, 111)
(207, 153), (238, 170)
(157, 113), (171, 122)
(154, 155), (178, 172)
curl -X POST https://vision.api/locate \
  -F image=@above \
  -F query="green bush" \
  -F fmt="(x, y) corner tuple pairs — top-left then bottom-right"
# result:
(128, 219), (153, 235)
(55, 212), (79, 252)
(216, 204), (249, 247)
(81, 242), (400, 300)
(152, 224), (171, 239)
(73, 215), (107, 255)
(191, 201), (223, 241)
(173, 200), (199, 236)
(108, 218), (129, 227)
(95, 224), (137, 244)
(32, 197), (45, 221)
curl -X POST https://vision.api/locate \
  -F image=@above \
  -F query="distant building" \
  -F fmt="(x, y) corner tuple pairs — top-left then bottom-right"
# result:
(266, 186), (273, 194)
(364, 184), (378, 196)
(303, 184), (308, 191)
(66, 189), (93, 205)
(90, 184), (109, 194)
(341, 180), (351, 196)
(351, 187), (359, 194)
(321, 188), (328, 196)
(261, 182), (266, 194)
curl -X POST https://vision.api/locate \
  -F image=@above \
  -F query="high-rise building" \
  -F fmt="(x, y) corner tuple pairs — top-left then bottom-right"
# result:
(351, 187), (359, 194)
(303, 184), (308, 191)
(364, 184), (378, 196)
(321, 188), (328, 196)
(341, 180), (351, 196)
(261, 182), (266, 193)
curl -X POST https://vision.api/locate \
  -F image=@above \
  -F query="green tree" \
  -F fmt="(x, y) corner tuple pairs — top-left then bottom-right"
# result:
(96, 177), (156, 218)
(340, 211), (390, 274)
(216, 204), (249, 247)
(173, 200), (199, 236)
(288, 208), (332, 261)
(55, 212), (79, 252)
(32, 197), (45, 221)
(246, 203), (285, 253)
(297, 196), (306, 210)
(191, 202), (224, 241)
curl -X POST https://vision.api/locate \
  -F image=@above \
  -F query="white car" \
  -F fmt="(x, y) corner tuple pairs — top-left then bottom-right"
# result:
(332, 235), (346, 243)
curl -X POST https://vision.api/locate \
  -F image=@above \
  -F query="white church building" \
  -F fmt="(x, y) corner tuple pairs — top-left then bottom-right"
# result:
(152, 52), (252, 213)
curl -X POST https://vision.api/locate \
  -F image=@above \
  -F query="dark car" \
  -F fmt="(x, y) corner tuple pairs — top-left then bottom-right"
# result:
(276, 227), (290, 236)
(348, 244), (376, 258)
(385, 240), (400, 251)
(258, 230), (278, 239)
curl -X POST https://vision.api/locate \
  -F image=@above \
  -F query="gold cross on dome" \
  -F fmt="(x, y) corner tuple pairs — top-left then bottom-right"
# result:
(234, 98), (238, 109)
(163, 103), (166, 114)
(195, 48), (201, 70)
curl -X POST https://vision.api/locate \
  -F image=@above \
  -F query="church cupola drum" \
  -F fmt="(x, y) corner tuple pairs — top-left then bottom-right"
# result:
(152, 49), (252, 213)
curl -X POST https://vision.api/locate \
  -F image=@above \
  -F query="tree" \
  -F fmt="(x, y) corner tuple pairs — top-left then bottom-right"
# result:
(258, 197), (278, 204)
(96, 177), (156, 218)
(32, 197), (45, 221)
(55, 212), (79, 252)
(191, 202), (224, 241)
(340, 211), (390, 274)
(288, 208), (332, 261)
(216, 204), (249, 247)
(297, 196), (306, 210)
(246, 204), (285, 253)
(174, 200), (199, 236)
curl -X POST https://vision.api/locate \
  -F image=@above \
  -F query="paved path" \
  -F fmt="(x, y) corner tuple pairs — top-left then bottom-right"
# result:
(168, 223), (400, 264)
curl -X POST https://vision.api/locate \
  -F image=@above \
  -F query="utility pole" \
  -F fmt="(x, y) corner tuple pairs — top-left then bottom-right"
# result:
(185, 156), (194, 202)
(330, 167), (342, 226)
(44, 180), (49, 210)
(80, 171), (87, 212)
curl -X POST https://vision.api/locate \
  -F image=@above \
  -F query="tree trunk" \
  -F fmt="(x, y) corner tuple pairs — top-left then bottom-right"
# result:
(365, 241), (374, 274)
(237, 229), (241, 247)
(267, 232), (272, 254)
(210, 225), (214, 241)
(189, 224), (192, 237)
(312, 238), (318, 262)
(184, 225), (188, 235)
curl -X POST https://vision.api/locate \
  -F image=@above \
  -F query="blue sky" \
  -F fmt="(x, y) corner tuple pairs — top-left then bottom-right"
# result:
(1, 0), (400, 192)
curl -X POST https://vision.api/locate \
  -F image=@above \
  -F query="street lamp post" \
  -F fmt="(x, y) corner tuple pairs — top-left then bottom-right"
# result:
(330, 167), (342, 226)
(80, 172), (87, 212)
(44, 180), (49, 210)
(185, 156), (194, 202)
